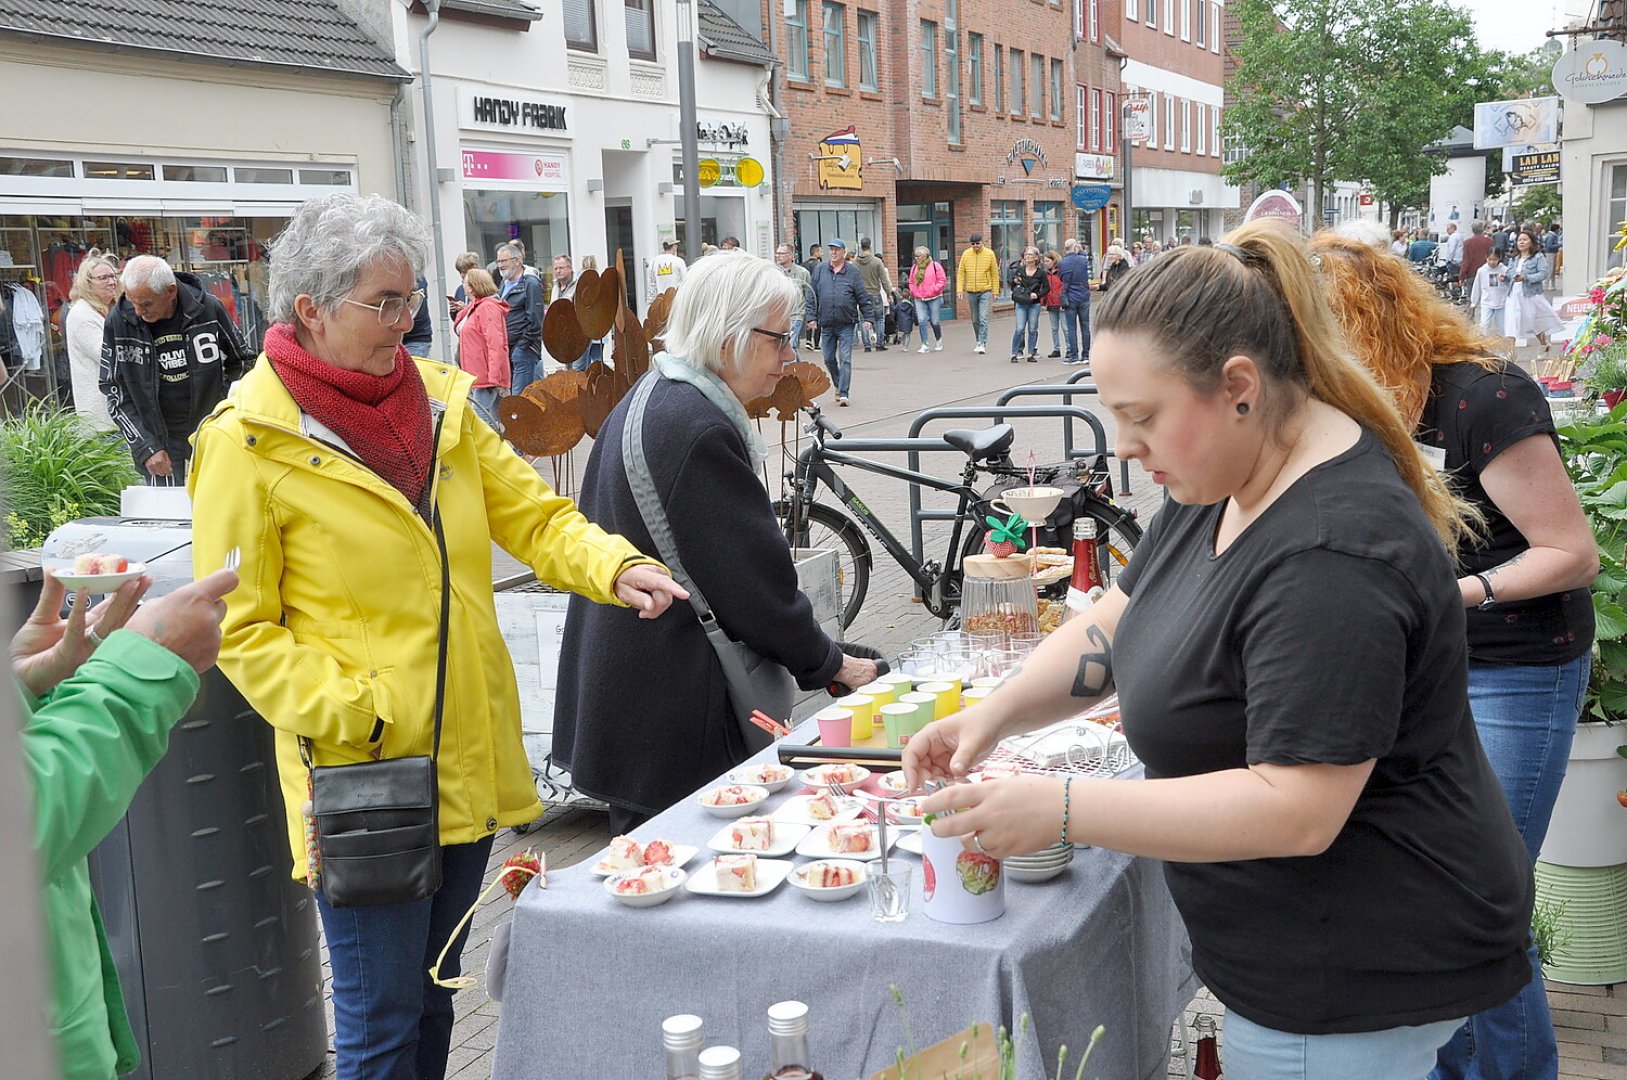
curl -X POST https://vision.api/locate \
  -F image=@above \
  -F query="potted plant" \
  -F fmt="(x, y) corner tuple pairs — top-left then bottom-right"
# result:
(1583, 343), (1627, 410)
(0, 404), (136, 549)
(1566, 232), (1627, 405)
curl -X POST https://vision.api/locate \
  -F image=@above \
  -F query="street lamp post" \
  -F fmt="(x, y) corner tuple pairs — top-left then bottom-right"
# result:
(677, 0), (702, 262)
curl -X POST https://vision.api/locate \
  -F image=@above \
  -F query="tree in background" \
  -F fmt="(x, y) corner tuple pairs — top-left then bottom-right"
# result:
(1512, 184), (1563, 226)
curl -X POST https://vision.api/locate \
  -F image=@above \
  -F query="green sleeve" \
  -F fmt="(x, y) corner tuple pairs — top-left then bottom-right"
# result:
(22, 631), (200, 880)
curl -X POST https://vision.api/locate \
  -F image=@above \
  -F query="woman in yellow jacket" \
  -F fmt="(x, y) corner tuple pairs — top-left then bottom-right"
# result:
(187, 193), (685, 1080)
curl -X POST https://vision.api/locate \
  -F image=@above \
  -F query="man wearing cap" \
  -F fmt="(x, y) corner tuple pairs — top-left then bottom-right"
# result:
(957, 234), (999, 354)
(805, 239), (877, 407)
(647, 239), (687, 299)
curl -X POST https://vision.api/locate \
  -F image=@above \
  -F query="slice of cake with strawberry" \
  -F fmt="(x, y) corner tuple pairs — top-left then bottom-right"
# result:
(729, 817), (774, 851)
(642, 839), (675, 865)
(805, 861), (861, 888)
(70, 553), (130, 575)
(602, 835), (646, 871)
(828, 823), (873, 853)
(713, 854), (758, 892)
(805, 792), (839, 820)
(611, 866), (671, 895)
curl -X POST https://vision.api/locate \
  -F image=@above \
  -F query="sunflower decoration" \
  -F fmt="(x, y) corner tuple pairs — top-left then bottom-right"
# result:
(983, 512), (1029, 558)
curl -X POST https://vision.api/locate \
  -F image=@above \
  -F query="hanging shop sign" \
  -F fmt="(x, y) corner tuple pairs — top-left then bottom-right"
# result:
(1473, 96), (1560, 150)
(457, 88), (570, 135)
(1552, 40), (1627, 105)
(1243, 188), (1303, 229)
(677, 155), (762, 190)
(1124, 98), (1151, 143)
(814, 126), (863, 191)
(1074, 153), (1115, 181)
(1071, 185), (1112, 212)
(735, 157), (765, 187)
(697, 121), (751, 150)
(697, 159), (722, 188)
(1510, 149), (1561, 186)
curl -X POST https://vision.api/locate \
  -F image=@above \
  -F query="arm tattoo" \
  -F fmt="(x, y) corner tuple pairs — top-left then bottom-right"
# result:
(1488, 551), (1529, 580)
(1070, 624), (1114, 698)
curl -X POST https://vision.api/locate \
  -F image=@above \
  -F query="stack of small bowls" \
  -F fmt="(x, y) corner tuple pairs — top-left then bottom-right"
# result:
(1003, 841), (1075, 883)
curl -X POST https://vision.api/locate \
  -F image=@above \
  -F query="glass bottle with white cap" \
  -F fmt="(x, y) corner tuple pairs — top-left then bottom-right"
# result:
(762, 1000), (824, 1079)
(698, 1045), (743, 1080)
(663, 1014), (704, 1080)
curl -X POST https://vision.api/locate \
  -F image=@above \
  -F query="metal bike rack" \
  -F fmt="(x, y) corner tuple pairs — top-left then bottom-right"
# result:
(992, 380), (1132, 494)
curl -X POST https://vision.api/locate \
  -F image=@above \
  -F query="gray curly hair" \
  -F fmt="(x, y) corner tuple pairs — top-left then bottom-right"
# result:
(267, 193), (429, 324)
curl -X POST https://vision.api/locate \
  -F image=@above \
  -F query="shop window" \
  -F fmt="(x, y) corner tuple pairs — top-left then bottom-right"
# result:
(1033, 201), (1062, 254)
(994, 45), (1005, 113)
(990, 200), (1024, 299)
(164, 164), (229, 183)
(564, 0), (596, 50)
(967, 33), (983, 105)
(236, 167), (295, 184)
(794, 206), (880, 264)
(299, 169), (353, 186)
(465, 190), (571, 281)
(626, 0), (655, 60)
(857, 11), (878, 91)
(1030, 53), (1044, 119)
(0, 156), (72, 178)
(945, 3), (961, 143)
(1010, 49), (1023, 116)
(824, 2), (847, 88)
(787, 0), (810, 81)
(921, 21), (937, 98)
(84, 161), (155, 181)
(1050, 60), (1062, 121)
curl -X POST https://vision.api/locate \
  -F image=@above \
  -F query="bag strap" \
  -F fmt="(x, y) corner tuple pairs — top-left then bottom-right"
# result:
(619, 373), (718, 627)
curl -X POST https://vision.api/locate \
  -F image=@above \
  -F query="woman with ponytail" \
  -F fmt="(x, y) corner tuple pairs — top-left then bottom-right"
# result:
(1312, 232), (1597, 1080)
(907, 221), (1534, 1079)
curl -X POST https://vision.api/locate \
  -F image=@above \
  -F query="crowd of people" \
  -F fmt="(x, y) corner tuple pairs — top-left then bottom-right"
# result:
(28, 188), (1596, 1080)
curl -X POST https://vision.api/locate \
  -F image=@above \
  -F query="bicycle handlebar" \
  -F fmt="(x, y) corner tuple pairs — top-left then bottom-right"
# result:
(809, 412), (843, 440)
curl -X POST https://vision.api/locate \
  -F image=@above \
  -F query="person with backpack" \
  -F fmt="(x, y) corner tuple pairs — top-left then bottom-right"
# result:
(1008, 246), (1048, 365)
(906, 246), (946, 353)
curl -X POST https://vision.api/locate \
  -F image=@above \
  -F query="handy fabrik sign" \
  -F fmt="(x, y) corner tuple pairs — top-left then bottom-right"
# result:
(457, 88), (569, 134)
(1553, 40), (1627, 105)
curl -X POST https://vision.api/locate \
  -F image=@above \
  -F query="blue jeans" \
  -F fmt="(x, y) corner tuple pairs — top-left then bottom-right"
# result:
(820, 322), (857, 397)
(317, 836), (496, 1080)
(1432, 652), (1591, 1080)
(1062, 300), (1091, 361)
(914, 297), (942, 345)
(966, 291), (991, 345)
(1011, 302), (1041, 356)
(509, 346), (540, 395)
(1047, 308), (1062, 351)
(469, 386), (502, 430)
(789, 316), (805, 354)
(1229, 1011), (1463, 1080)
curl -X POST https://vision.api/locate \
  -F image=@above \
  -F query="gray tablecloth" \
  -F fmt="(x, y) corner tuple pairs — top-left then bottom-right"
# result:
(492, 724), (1197, 1080)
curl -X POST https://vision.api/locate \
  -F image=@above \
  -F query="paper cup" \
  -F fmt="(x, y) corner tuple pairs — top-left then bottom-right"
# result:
(970, 676), (1004, 690)
(899, 691), (937, 734)
(838, 694), (873, 741)
(816, 708), (852, 747)
(916, 681), (959, 720)
(879, 671), (915, 696)
(961, 686), (995, 708)
(879, 702), (919, 749)
(857, 680), (896, 706)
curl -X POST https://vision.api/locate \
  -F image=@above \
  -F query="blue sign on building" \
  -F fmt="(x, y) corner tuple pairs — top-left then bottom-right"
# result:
(1071, 185), (1112, 212)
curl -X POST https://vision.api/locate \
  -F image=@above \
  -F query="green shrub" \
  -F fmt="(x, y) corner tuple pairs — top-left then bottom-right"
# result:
(0, 405), (137, 549)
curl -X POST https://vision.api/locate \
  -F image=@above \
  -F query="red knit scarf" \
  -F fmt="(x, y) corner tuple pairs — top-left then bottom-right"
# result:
(265, 323), (434, 507)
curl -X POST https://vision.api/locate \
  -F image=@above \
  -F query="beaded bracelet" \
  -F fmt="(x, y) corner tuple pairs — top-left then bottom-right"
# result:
(1060, 775), (1074, 847)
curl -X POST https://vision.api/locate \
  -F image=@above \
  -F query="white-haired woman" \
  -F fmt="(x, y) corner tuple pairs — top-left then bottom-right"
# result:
(554, 250), (883, 832)
(64, 250), (119, 426)
(1100, 244), (1131, 292)
(186, 192), (685, 1080)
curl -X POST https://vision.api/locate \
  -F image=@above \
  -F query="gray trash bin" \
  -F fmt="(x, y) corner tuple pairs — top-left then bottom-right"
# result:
(46, 518), (326, 1080)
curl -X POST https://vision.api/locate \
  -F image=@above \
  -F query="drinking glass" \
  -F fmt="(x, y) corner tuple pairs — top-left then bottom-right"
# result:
(867, 864), (912, 922)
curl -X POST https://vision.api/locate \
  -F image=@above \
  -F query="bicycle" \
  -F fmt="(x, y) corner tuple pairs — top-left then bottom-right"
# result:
(774, 403), (1143, 630)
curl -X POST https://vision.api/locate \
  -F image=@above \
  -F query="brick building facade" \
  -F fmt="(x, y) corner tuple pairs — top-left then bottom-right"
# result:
(765, 0), (1118, 313)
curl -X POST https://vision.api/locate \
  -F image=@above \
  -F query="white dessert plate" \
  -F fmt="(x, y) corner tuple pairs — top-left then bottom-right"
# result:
(706, 820), (810, 858)
(1006, 863), (1073, 883)
(787, 859), (869, 902)
(795, 822), (898, 862)
(589, 844), (699, 877)
(896, 830), (925, 856)
(798, 763), (872, 795)
(697, 784), (770, 818)
(876, 770), (920, 795)
(770, 793), (863, 826)
(602, 867), (686, 907)
(684, 857), (794, 898)
(725, 763), (796, 793)
(51, 563), (147, 593)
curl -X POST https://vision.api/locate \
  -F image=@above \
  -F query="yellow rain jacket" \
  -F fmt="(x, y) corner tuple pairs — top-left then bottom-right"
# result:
(956, 245), (1001, 293)
(188, 355), (657, 880)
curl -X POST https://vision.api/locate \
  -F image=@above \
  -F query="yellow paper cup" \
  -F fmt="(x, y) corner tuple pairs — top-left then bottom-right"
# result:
(879, 702), (918, 749)
(916, 681), (959, 720)
(844, 693), (876, 741)
(857, 680), (896, 706)
(961, 685), (996, 708)
(970, 676), (1005, 690)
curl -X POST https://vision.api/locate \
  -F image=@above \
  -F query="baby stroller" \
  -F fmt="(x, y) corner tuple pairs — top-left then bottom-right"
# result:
(889, 297), (914, 345)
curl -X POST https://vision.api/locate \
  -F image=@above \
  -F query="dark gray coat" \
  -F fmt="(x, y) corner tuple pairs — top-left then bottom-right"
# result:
(552, 376), (844, 817)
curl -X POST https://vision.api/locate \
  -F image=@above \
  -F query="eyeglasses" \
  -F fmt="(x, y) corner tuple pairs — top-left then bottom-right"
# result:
(91, 273), (118, 283)
(750, 327), (794, 350)
(342, 289), (426, 325)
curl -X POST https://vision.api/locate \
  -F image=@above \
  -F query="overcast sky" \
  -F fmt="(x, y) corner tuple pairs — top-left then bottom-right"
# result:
(1465, 0), (1592, 54)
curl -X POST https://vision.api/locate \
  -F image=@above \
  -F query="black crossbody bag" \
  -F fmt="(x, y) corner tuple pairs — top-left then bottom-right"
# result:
(302, 416), (453, 908)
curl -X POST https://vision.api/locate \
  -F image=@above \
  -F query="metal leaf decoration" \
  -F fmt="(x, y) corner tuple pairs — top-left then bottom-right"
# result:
(578, 362), (619, 439)
(578, 267), (620, 340)
(542, 299), (590, 367)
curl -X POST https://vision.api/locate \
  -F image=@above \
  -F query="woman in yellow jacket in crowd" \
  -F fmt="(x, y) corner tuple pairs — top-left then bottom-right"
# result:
(187, 193), (685, 1080)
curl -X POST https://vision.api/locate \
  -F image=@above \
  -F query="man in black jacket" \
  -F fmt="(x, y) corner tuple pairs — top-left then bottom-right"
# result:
(496, 242), (544, 393)
(100, 256), (252, 485)
(804, 239), (877, 407)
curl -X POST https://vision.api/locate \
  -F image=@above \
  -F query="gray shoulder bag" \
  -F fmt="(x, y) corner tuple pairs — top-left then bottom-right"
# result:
(620, 374), (794, 754)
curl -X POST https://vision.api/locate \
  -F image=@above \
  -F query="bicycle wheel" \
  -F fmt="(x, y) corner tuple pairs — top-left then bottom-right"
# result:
(775, 500), (872, 631)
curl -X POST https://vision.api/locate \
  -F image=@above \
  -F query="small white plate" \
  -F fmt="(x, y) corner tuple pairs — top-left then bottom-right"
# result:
(788, 859), (869, 902)
(706, 821), (810, 858)
(770, 793), (864, 826)
(795, 822), (898, 862)
(589, 844), (699, 878)
(895, 830), (925, 856)
(876, 770), (919, 795)
(725, 763), (795, 793)
(799, 764), (872, 795)
(684, 857), (794, 898)
(1006, 862), (1073, 883)
(50, 563), (147, 593)
(602, 867), (687, 907)
(697, 784), (770, 818)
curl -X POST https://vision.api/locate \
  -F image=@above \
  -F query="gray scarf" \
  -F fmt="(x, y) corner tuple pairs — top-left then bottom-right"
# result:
(653, 351), (766, 465)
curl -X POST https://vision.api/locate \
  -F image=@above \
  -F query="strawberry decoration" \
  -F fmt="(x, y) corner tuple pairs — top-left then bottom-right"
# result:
(983, 512), (1029, 559)
(501, 849), (545, 900)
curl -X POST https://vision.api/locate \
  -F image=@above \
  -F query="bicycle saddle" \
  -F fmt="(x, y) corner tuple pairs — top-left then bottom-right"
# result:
(942, 424), (1015, 461)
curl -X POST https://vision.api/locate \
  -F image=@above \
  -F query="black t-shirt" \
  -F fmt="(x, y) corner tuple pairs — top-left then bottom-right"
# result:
(1114, 429), (1532, 1034)
(1417, 360), (1594, 664)
(148, 310), (193, 443)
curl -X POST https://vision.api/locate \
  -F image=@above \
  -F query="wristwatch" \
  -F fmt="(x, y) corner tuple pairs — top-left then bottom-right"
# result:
(1474, 572), (1497, 610)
